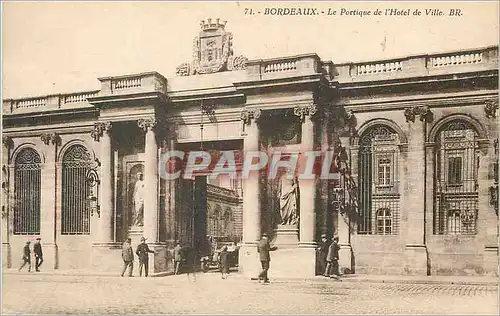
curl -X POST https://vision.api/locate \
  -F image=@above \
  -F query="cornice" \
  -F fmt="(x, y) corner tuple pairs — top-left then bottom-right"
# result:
(340, 91), (498, 112)
(336, 70), (498, 91)
(88, 91), (168, 106)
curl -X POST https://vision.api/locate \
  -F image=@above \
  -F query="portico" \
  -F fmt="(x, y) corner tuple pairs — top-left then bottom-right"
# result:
(2, 19), (498, 277)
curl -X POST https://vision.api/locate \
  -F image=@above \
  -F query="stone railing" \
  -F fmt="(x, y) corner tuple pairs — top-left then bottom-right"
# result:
(63, 91), (99, 104)
(356, 60), (403, 75)
(245, 54), (322, 81)
(98, 71), (168, 96)
(335, 46), (497, 83)
(3, 90), (100, 115)
(14, 97), (47, 109)
(429, 51), (483, 68)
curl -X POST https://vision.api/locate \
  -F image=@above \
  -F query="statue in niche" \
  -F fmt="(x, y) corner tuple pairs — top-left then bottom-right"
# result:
(132, 172), (145, 227)
(278, 168), (299, 226)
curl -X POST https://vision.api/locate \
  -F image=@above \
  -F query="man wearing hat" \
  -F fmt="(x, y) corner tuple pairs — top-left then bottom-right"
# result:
(255, 233), (277, 284)
(34, 237), (43, 272)
(325, 236), (341, 279)
(121, 237), (134, 277)
(136, 237), (155, 277)
(19, 241), (32, 272)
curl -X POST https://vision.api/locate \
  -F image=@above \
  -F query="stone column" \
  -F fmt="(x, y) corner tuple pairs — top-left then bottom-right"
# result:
(138, 117), (159, 243)
(241, 108), (262, 243)
(403, 106), (431, 275)
(94, 122), (114, 244)
(337, 135), (353, 273)
(294, 104), (318, 248)
(239, 108), (261, 278)
(40, 133), (60, 269)
(2, 136), (13, 268)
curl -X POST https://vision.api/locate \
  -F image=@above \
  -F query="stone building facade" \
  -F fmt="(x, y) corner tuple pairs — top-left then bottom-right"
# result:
(2, 20), (498, 276)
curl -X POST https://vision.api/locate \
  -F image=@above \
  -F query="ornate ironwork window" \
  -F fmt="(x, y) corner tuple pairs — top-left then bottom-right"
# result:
(358, 125), (400, 234)
(376, 208), (392, 235)
(434, 120), (479, 235)
(13, 148), (41, 235)
(61, 145), (91, 235)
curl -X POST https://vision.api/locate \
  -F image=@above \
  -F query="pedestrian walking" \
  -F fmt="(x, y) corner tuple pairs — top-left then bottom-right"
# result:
(317, 234), (330, 276)
(325, 236), (341, 280)
(121, 237), (134, 277)
(136, 237), (154, 277)
(19, 241), (32, 272)
(252, 233), (277, 284)
(218, 245), (229, 279)
(34, 237), (43, 272)
(173, 242), (183, 275)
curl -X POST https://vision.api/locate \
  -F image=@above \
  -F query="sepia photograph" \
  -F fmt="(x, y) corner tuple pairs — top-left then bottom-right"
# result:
(1, 1), (499, 314)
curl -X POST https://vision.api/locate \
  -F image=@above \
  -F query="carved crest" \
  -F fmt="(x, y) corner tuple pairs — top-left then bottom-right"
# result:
(176, 19), (247, 76)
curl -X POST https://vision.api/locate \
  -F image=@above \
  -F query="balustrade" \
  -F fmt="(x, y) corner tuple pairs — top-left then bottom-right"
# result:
(430, 52), (483, 68)
(356, 61), (403, 75)
(113, 77), (142, 90)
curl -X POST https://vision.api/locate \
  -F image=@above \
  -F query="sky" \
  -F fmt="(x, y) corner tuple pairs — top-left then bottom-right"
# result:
(2, 1), (498, 99)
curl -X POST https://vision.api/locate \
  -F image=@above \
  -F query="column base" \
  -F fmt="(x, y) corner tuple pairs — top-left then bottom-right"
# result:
(2, 242), (11, 268)
(268, 246), (317, 278)
(338, 244), (354, 274)
(404, 244), (429, 276)
(483, 246), (499, 276)
(91, 242), (122, 273)
(273, 225), (299, 249)
(149, 243), (168, 274)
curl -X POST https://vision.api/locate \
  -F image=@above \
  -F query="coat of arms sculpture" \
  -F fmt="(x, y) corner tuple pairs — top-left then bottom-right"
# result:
(176, 18), (248, 76)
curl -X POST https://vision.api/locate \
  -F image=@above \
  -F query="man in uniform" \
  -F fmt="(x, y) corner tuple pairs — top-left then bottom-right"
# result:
(34, 237), (43, 272)
(136, 237), (154, 277)
(121, 237), (134, 277)
(18, 241), (31, 272)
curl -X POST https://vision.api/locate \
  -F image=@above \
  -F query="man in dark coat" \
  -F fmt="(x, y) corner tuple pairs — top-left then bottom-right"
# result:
(136, 237), (154, 277)
(18, 241), (31, 272)
(325, 236), (341, 279)
(317, 234), (330, 277)
(255, 233), (277, 284)
(121, 238), (134, 277)
(34, 237), (43, 272)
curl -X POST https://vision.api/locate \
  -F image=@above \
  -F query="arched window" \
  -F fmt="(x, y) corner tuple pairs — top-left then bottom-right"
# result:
(212, 205), (221, 236)
(434, 120), (479, 235)
(61, 144), (91, 235)
(357, 125), (400, 234)
(376, 208), (392, 235)
(14, 148), (41, 235)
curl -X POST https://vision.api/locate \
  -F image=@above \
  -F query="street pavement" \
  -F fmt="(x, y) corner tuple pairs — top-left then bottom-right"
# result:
(2, 271), (499, 314)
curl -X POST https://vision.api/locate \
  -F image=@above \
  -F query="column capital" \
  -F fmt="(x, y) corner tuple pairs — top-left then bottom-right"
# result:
(294, 104), (318, 122)
(240, 108), (261, 125)
(484, 100), (499, 119)
(2, 136), (13, 149)
(90, 122), (112, 142)
(40, 132), (61, 146)
(138, 117), (158, 132)
(404, 105), (433, 123)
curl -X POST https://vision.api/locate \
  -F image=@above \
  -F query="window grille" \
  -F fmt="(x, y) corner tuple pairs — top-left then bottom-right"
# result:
(13, 148), (41, 235)
(434, 121), (479, 235)
(61, 145), (91, 235)
(358, 125), (400, 234)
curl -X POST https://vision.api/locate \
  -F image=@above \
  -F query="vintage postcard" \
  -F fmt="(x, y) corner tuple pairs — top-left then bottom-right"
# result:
(1, 1), (499, 314)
